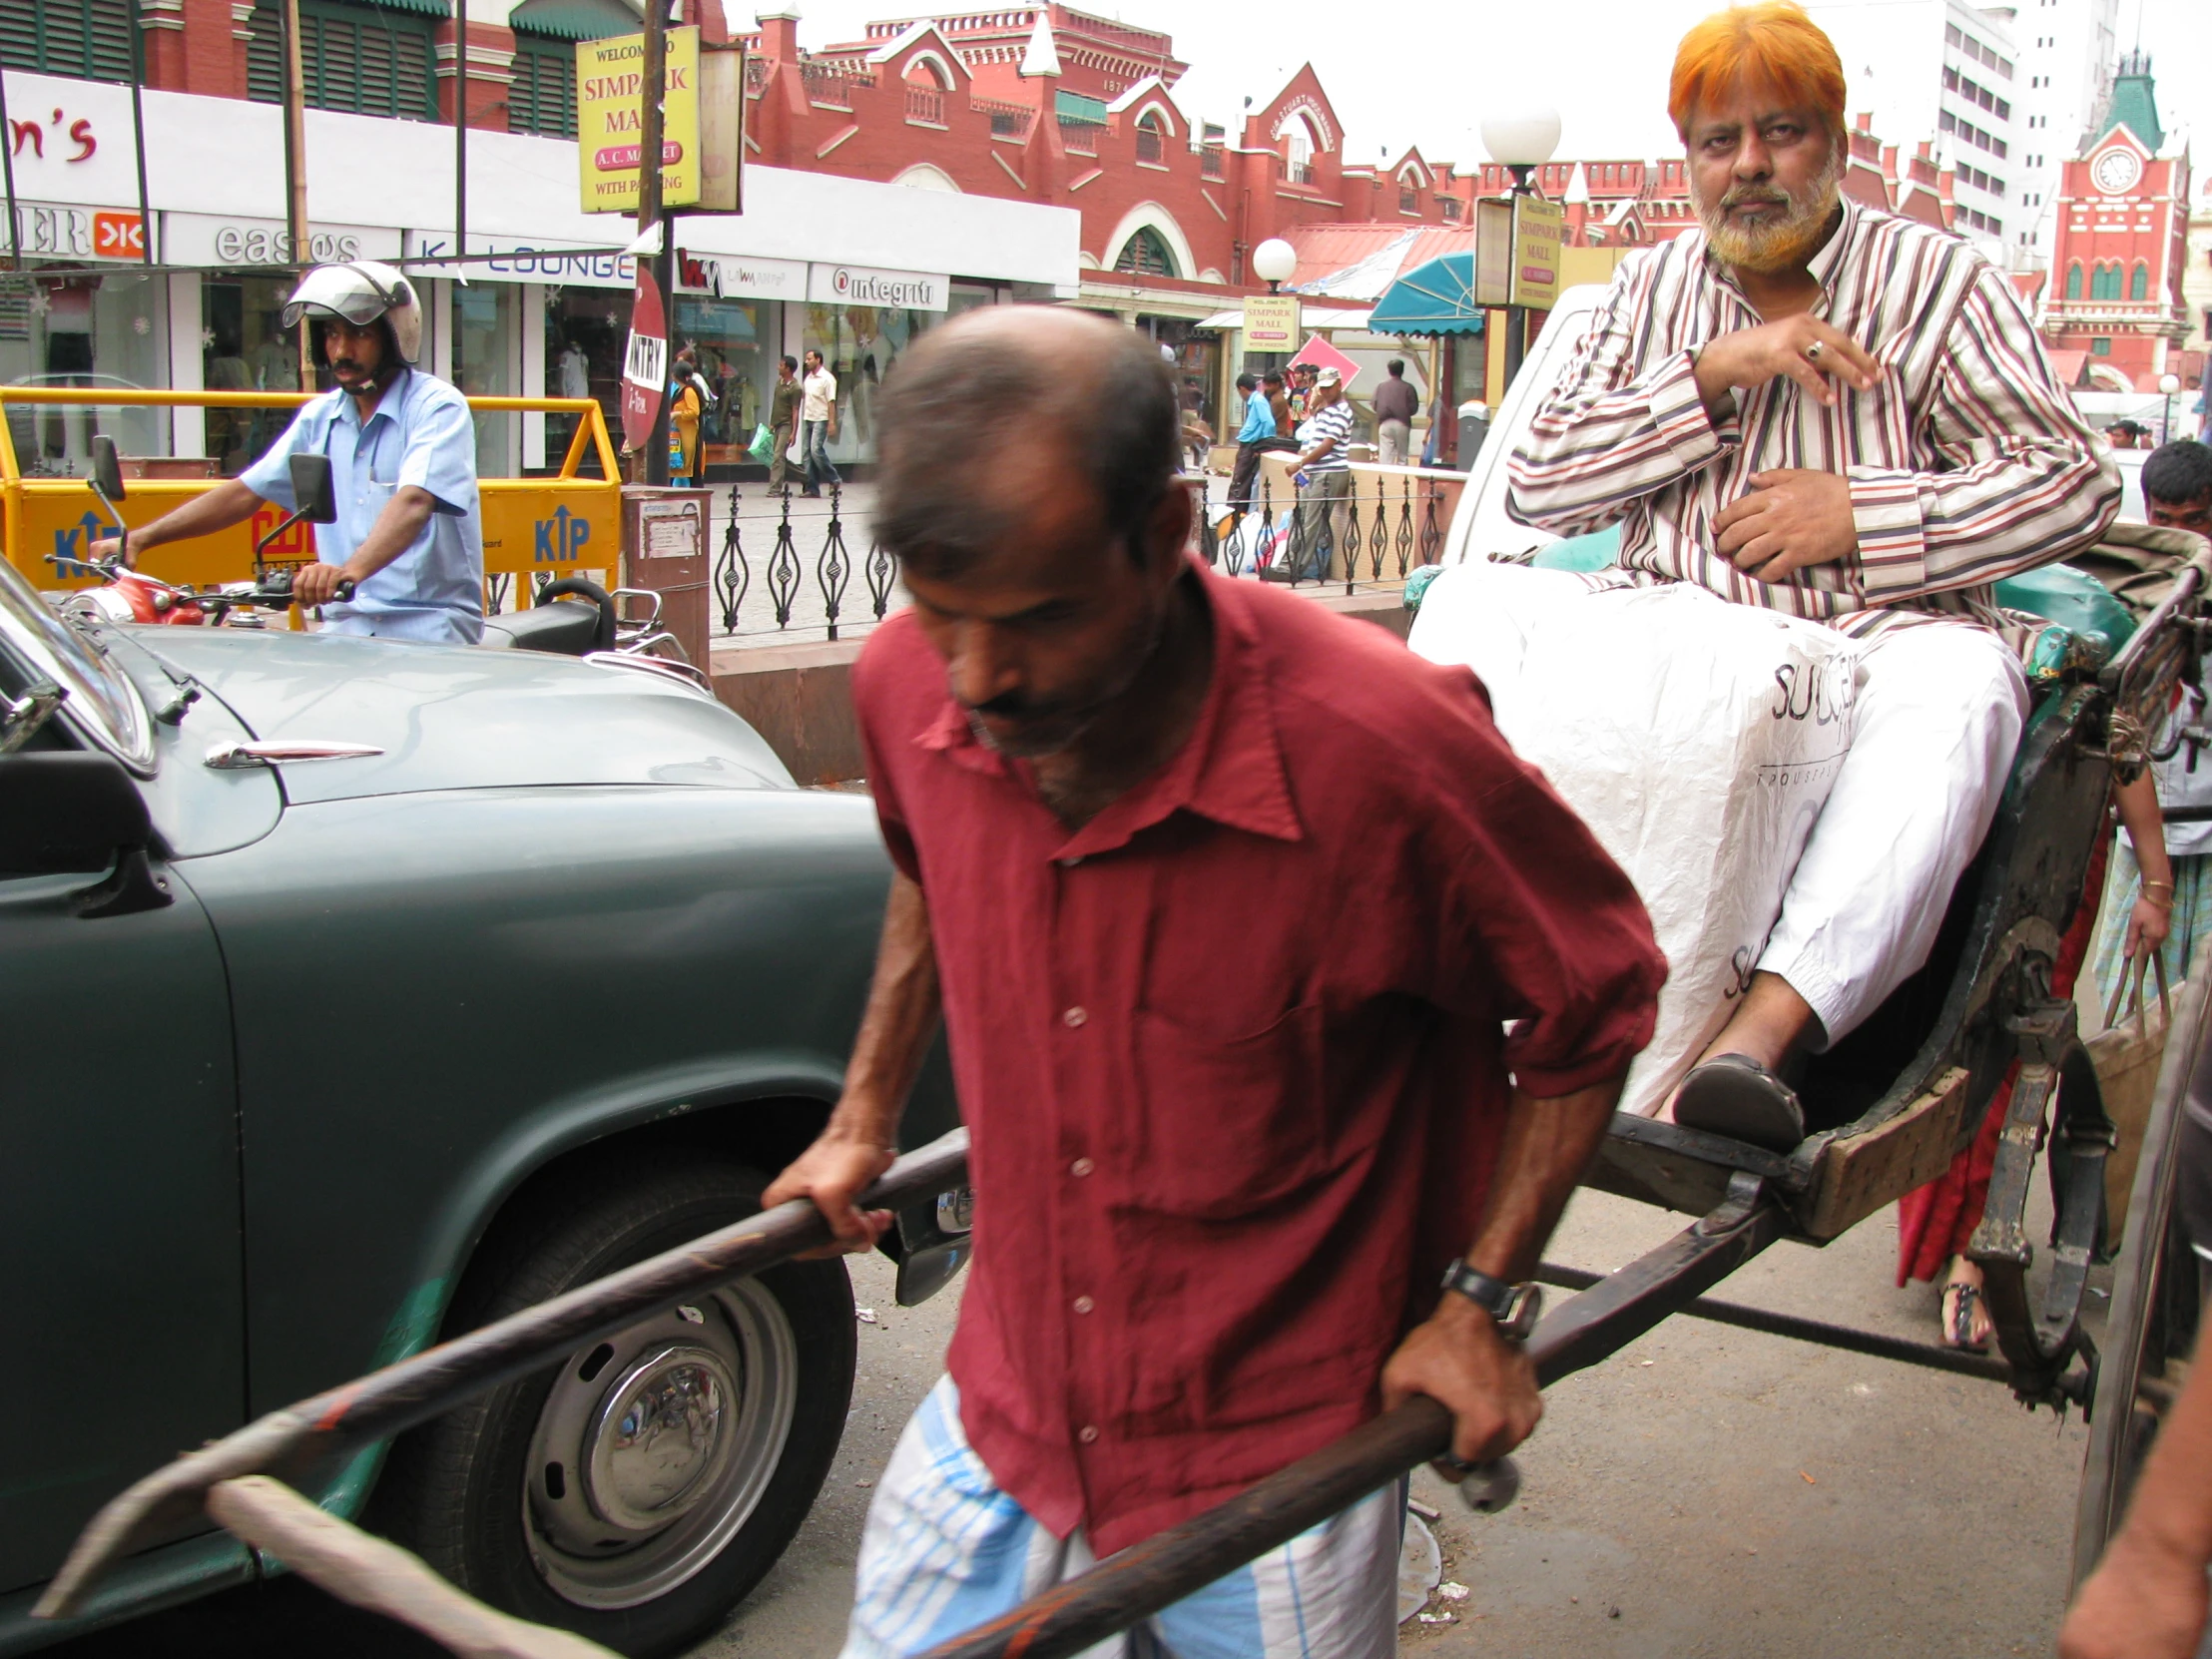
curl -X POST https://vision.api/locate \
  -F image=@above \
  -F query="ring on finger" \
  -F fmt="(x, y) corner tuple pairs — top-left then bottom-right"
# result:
(1805, 340), (1825, 361)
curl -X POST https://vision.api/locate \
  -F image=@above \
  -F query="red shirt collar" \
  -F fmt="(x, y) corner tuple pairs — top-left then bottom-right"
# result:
(912, 553), (1304, 858)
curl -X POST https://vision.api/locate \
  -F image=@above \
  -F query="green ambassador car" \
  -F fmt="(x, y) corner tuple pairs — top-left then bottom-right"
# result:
(0, 550), (963, 1656)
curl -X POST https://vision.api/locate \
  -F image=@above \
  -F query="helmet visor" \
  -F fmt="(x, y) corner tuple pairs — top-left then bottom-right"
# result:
(279, 267), (398, 332)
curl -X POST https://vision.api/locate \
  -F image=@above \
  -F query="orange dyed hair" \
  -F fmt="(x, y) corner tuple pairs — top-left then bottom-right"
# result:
(1668, 2), (1847, 140)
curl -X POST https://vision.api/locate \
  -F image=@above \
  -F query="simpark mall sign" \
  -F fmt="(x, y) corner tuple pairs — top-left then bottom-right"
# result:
(575, 29), (744, 215)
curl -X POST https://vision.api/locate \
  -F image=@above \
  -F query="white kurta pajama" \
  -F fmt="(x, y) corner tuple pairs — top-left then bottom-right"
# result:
(1505, 198), (2118, 1046)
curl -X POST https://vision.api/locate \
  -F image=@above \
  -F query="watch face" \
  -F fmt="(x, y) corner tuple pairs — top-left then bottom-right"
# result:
(2093, 147), (2143, 195)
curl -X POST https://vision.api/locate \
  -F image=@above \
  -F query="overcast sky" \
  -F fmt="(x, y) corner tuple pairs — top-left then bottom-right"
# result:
(782, 0), (2205, 172)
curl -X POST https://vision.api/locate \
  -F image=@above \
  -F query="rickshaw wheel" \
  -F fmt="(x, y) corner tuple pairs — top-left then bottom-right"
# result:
(2071, 960), (2211, 1590)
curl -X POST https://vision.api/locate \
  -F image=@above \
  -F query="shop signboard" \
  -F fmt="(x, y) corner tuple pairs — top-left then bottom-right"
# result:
(408, 233), (633, 287)
(676, 254), (804, 301)
(576, 27), (701, 214)
(166, 215), (402, 269)
(1473, 199), (1513, 307)
(8, 203), (145, 263)
(1242, 293), (1300, 352)
(805, 263), (948, 312)
(621, 264), (668, 452)
(695, 45), (746, 214)
(1509, 195), (1564, 312)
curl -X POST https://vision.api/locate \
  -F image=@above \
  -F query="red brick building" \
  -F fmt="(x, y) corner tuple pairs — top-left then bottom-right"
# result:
(2037, 53), (2195, 392)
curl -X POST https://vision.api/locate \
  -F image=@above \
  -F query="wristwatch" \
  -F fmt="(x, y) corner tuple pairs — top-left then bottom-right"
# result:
(1439, 1260), (1543, 1343)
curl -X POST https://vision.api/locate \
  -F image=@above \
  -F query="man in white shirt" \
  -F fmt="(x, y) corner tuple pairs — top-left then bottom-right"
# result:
(801, 348), (840, 497)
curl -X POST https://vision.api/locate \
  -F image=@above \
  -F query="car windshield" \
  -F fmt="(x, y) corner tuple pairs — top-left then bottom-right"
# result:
(0, 554), (155, 773)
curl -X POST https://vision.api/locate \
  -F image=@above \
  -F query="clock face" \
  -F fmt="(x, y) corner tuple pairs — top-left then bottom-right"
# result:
(2093, 147), (2143, 195)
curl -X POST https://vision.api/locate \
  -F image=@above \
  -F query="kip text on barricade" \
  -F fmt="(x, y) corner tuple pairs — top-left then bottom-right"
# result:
(2, 387), (623, 606)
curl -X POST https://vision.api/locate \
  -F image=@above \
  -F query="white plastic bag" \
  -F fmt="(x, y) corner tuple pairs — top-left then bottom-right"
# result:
(1410, 561), (1860, 1116)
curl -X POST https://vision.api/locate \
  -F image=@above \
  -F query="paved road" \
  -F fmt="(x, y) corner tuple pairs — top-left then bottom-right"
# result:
(46, 1185), (2098, 1658)
(690, 1186), (2096, 1659)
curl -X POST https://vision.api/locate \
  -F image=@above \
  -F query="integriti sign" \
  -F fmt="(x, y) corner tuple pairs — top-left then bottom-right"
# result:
(805, 264), (948, 311)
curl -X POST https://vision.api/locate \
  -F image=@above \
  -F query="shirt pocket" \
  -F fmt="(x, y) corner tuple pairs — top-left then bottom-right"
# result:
(1129, 1001), (1325, 1219)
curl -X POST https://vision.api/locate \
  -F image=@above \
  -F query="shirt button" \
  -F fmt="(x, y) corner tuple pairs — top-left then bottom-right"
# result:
(1059, 855), (1083, 868)
(1078, 1424), (1100, 1444)
(1062, 1006), (1088, 1028)
(1071, 1157), (1095, 1178)
(1073, 1295), (1095, 1315)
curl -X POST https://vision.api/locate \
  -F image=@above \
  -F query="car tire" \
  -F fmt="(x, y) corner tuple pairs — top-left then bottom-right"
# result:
(371, 1157), (855, 1657)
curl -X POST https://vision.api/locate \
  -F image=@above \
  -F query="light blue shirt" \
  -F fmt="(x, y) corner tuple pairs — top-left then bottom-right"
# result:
(1236, 391), (1275, 445)
(242, 367), (484, 641)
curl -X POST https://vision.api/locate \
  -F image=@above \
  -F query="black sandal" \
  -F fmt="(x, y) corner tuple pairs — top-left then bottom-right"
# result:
(1673, 1053), (1807, 1151)
(1941, 1281), (1989, 1352)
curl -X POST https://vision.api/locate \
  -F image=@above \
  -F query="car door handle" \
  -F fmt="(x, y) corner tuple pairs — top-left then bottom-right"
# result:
(204, 741), (384, 770)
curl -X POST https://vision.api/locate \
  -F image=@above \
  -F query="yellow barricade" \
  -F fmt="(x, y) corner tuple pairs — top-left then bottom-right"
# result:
(1, 388), (624, 598)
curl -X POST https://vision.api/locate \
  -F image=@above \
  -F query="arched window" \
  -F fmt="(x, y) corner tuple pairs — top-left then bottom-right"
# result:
(2130, 262), (2149, 300)
(1135, 110), (1166, 165)
(2063, 264), (2082, 299)
(2091, 263), (2120, 300)
(1113, 227), (1178, 277)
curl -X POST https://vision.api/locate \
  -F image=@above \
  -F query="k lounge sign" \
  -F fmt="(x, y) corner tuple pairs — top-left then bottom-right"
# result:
(805, 264), (948, 311)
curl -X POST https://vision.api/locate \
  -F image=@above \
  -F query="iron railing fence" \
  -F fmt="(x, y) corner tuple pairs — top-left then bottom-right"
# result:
(1211, 470), (1452, 595)
(704, 474), (1455, 650)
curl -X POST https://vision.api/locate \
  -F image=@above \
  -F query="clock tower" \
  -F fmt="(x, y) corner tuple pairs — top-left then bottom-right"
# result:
(2039, 51), (2192, 392)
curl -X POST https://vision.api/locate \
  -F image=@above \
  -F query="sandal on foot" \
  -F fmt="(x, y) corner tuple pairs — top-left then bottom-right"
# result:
(1941, 1281), (1989, 1352)
(1673, 1054), (1806, 1152)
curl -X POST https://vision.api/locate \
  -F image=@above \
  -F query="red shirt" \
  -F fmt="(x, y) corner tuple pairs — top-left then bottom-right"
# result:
(854, 559), (1664, 1555)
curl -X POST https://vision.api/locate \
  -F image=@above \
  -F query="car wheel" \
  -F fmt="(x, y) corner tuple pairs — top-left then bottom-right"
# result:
(372, 1158), (855, 1657)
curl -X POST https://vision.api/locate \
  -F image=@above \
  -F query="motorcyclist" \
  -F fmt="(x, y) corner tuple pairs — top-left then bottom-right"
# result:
(92, 262), (485, 643)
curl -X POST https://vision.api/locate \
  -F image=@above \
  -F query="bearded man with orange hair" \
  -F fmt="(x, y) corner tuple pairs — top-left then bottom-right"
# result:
(1505, 3), (2116, 1155)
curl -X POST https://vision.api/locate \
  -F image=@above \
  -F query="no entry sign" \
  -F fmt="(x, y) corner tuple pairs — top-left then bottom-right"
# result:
(621, 262), (667, 454)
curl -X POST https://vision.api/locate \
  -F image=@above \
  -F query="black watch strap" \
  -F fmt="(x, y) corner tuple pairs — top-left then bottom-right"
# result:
(1439, 1259), (1543, 1342)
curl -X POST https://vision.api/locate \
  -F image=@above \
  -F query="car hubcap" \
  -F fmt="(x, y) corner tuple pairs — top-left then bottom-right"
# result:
(523, 1279), (799, 1609)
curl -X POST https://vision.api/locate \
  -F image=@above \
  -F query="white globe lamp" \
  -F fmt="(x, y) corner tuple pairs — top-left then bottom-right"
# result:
(1251, 238), (1298, 292)
(1481, 105), (1561, 193)
(2160, 372), (2183, 442)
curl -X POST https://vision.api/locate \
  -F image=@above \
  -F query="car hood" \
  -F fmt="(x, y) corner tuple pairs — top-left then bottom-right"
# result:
(128, 627), (793, 803)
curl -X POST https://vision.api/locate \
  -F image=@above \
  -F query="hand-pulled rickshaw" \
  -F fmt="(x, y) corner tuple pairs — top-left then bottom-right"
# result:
(34, 352), (2212, 1659)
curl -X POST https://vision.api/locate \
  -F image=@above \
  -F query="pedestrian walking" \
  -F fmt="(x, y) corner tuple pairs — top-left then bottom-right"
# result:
(801, 347), (840, 497)
(1279, 365), (1353, 581)
(1267, 368), (1293, 440)
(762, 304), (1664, 1659)
(667, 366), (703, 486)
(1373, 358), (1418, 466)
(1230, 371), (1273, 512)
(767, 355), (803, 497)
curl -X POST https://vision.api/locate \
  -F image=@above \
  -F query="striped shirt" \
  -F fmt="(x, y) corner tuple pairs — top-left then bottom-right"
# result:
(1507, 197), (2118, 647)
(1297, 397), (1355, 474)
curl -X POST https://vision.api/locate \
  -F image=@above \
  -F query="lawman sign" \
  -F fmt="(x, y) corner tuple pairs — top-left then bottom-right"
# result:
(805, 264), (948, 311)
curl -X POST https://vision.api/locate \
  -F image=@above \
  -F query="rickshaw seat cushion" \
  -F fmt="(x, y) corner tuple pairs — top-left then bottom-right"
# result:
(1529, 526), (1624, 573)
(1992, 563), (2137, 655)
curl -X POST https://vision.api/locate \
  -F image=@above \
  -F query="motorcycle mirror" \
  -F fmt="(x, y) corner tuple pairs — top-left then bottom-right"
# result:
(90, 435), (126, 508)
(288, 454), (337, 525)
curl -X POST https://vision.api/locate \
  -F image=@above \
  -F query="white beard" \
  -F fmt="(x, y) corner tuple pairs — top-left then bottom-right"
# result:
(1695, 144), (1844, 274)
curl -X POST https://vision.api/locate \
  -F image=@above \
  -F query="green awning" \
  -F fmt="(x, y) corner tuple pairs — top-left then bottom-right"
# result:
(1369, 254), (1489, 337)
(509, 0), (639, 39)
(345, 0), (455, 16)
(1054, 91), (1107, 124)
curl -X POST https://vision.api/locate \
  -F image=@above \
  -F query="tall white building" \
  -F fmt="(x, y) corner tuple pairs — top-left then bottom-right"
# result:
(1807, 0), (2021, 264)
(2010, 0), (2122, 267)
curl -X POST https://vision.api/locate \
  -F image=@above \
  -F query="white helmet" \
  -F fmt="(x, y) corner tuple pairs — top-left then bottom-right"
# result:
(281, 261), (423, 365)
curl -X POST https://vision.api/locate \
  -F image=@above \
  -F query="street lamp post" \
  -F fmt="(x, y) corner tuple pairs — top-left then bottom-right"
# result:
(1480, 106), (1561, 391)
(2160, 372), (2182, 446)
